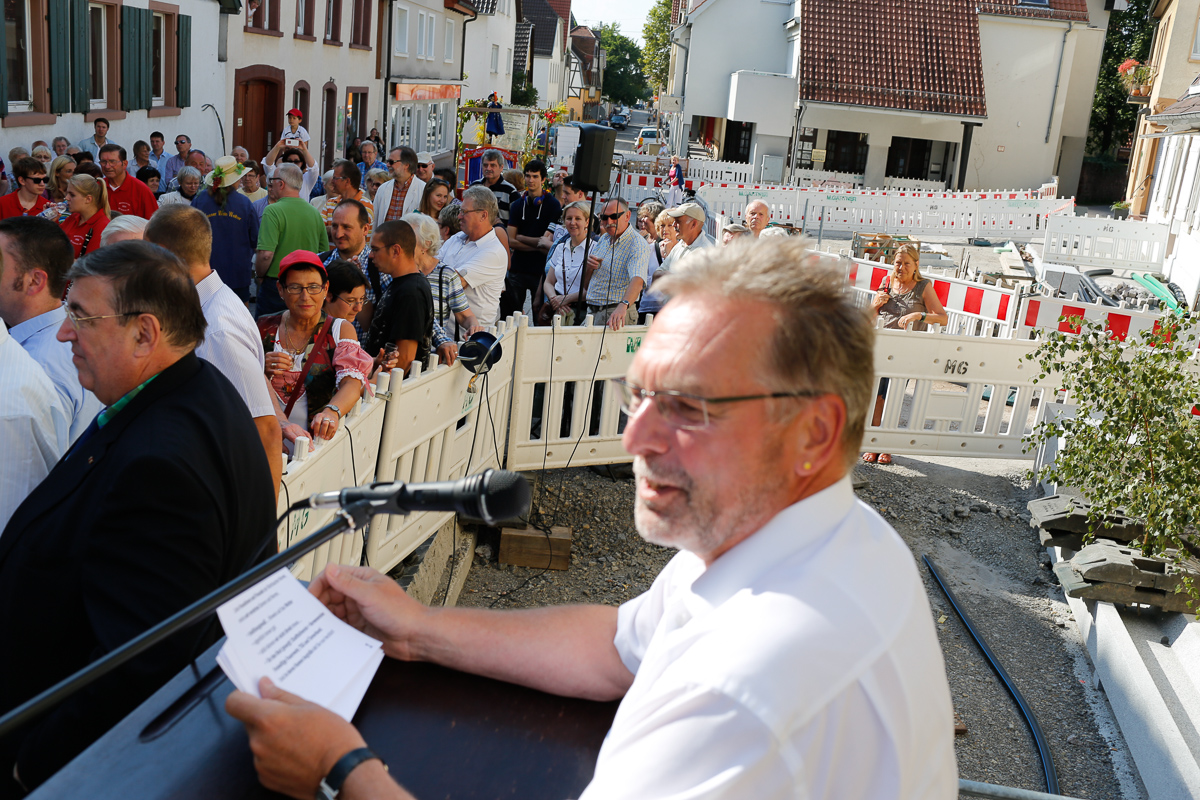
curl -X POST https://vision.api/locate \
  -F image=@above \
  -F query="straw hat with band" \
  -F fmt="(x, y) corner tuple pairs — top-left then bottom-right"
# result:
(204, 155), (251, 189)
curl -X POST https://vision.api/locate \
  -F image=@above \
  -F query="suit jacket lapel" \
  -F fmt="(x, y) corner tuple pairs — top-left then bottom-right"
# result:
(0, 353), (203, 565)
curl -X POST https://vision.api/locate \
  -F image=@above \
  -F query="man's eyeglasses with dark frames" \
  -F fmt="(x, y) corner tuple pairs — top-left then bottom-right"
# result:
(283, 284), (326, 296)
(599, 212), (626, 222)
(611, 378), (819, 431)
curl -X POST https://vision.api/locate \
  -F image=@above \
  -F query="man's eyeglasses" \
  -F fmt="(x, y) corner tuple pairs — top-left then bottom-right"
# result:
(611, 378), (819, 431)
(24, 176), (48, 184)
(175, 140), (188, 145)
(459, 207), (485, 216)
(62, 302), (146, 329)
(599, 212), (625, 222)
(334, 294), (366, 309)
(283, 284), (326, 296)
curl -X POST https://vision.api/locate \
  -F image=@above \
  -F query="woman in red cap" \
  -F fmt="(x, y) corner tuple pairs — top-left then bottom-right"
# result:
(257, 250), (373, 445)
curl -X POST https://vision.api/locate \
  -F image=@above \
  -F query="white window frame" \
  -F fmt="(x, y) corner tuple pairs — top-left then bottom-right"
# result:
(88, 3), (108, 109)
(152, 12), (166, 106)
(6, 0), (34, 112)
(490, 43), (499, 73)
(426, 13), (435, 60)
(444, 18), (453, 62)
(1192, 11), (1200, 59)
(393, 3), (408, 55)
(416, 11), (425, 58)
(506, 47), (511, 75)
(296, 0), (306, 34)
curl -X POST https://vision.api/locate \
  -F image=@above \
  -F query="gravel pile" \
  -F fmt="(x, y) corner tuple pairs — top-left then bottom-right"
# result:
(455, 457), (1145, 799)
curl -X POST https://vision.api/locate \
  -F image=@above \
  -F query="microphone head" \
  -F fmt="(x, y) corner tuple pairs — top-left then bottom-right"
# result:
(478, 469), (531, 524)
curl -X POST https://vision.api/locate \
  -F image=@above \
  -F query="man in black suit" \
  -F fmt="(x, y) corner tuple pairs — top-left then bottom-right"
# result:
(0, 241), (276, 796)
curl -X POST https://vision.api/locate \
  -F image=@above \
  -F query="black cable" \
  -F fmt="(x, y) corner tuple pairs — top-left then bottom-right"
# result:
(344, 421), (371, 567)
(442, 369), (487, 607)
(922, 554), (1060, 796)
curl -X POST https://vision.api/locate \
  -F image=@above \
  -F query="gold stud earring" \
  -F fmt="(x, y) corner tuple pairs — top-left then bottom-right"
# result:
(803, 462), (812, 471)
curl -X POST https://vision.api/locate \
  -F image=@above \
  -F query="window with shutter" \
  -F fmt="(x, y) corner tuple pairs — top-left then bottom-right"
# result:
(176, 14), (190, 107)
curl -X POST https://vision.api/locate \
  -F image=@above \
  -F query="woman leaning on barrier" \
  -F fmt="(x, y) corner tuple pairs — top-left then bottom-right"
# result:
(863, 243), (948, 466)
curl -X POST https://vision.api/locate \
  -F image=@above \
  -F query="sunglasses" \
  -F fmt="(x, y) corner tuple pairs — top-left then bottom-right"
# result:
(599, 212), (625, 222)
(24, 176), (48, 184)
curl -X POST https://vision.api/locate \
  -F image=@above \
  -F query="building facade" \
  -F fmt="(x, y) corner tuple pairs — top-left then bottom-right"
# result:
(461, 0), (520, 106)
(565, 24), (603, 121)
(524, 0), (567, 107)
(1, 0), (223, 165)
(665, 0), (1110, 193)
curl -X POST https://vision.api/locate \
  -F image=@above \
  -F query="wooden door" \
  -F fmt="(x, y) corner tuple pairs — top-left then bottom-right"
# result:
(235, 80), (280, 162)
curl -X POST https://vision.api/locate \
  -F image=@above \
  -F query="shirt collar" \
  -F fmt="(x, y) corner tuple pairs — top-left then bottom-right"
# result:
(195, 270), (223, 306)
(97, 374), (158, 428)
(9, 305), (66, 344)
(687, 477), (856, 611)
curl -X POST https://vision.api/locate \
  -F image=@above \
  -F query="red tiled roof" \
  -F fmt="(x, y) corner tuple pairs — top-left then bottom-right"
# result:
(546, 0), (571, 53)
(799, 0), (987, 118)
(671, 0), (682, 25)
(977, 0), (1089, 23)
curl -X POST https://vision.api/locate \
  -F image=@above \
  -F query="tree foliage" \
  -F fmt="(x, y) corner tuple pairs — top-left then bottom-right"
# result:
(1087, 0), (1155, 157)
(1025, 314), (1200, 608)
(597, 23), (650, 106)
(641, 0), (672, 92)
(510, 73), (538, 107)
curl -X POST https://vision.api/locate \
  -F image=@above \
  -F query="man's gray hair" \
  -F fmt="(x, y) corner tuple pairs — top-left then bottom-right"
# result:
(656, 238), (874, 468)
(638, 200), (664, 221)
(401, 212), (442, 258)
(52, 136), (70, 148)
(438, 203), (461, 235)
(604, 197), (630, 213)
(462, 185), (499, 224)
(176, 166), (201, 184)
(275, 163), (304, 191)
(99, 215), (148, 247)
(232, 146), (249, 157)
(8, 146), (29, 163)
(481, 149), (505, 166)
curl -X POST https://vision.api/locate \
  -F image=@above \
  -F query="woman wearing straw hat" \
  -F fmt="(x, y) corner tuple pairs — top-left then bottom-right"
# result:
(192, 155), (260, 303)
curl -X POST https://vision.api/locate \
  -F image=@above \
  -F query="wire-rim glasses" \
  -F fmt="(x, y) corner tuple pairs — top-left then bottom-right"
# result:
(611, 378), (820, 431)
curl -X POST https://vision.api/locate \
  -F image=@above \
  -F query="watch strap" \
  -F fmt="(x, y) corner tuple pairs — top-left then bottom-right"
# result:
(319, 747), (383, 798)
(324, 403), (342, 418)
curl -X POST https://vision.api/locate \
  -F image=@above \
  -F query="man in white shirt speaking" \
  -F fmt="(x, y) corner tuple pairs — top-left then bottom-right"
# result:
(227, 237), (958, 800)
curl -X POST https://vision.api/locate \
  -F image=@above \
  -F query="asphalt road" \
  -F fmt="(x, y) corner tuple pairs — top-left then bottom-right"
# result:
(611, 108), (649, 153)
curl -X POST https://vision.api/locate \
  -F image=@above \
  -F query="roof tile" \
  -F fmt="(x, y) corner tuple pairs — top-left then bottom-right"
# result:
(799, 0), (987, 118)
(977, 0), (1089, 23)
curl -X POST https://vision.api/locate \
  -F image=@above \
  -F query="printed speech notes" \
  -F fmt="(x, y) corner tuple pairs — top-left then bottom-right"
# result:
(216, 568), (384, 721)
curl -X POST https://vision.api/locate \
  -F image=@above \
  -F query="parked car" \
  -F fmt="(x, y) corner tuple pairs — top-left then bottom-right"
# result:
(610, 113), (629, 130)
(635, 127), (658, 154)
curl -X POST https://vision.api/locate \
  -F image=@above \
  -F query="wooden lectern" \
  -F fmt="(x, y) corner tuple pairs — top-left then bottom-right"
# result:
(30, 641), (620, 799)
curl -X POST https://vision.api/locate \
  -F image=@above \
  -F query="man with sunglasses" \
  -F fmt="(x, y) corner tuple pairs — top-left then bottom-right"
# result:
(0, 158), (49, 219)
(227, 239), (957, 800)
(584, 198), (652, 331)
(0, 241), (276, 795)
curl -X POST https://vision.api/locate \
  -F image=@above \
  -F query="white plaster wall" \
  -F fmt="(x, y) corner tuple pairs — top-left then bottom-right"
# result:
(3, 0), (226, 160)
(1151, 0), (1200, 107)
(972, 16), (1105, 192)
(461, 9), (515, 103)
(680, 0), (792, 123)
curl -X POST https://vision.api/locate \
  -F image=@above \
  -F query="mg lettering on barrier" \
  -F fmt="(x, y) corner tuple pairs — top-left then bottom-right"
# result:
(288, 508), (310, 547)
(738, 191), (768, 198)
(626, 336), (642, 353)
(823, 194), (858, 203)
(944, 359), (969, 376)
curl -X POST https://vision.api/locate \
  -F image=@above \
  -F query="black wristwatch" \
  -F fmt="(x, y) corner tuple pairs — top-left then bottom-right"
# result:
(316, 747), (385, 799)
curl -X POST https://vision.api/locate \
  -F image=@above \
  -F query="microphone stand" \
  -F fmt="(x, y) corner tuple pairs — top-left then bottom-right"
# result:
(0, 501), (377, 740)
(573, 189), (600, 325)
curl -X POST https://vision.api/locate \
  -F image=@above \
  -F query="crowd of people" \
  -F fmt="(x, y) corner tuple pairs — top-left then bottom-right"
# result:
(0, 116), (958, 798)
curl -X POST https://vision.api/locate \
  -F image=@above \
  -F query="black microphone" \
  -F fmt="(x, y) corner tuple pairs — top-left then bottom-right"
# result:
(307, 469), (531, 525)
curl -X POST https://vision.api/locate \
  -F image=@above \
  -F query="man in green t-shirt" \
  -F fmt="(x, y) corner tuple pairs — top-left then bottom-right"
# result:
(254, 163), (329, 318)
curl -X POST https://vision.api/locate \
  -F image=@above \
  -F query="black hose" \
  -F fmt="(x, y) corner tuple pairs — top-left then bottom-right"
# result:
(922, 554), (1060, 796)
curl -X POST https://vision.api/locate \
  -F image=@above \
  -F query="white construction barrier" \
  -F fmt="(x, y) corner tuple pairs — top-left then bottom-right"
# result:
(278, 371), (390, 582)
(507, 314), (642, 472)
(864, 330), (1053, 459)
(1042, 215), (1168, 275)
(689, 159), (754, 184)
(364, 318), (518, 572)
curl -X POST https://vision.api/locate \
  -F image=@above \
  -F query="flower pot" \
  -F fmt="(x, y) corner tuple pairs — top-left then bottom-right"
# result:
(1113, 207), (1130, 220)
(1140, 85), (1153, 96)
(1131, 87), (1143, 97)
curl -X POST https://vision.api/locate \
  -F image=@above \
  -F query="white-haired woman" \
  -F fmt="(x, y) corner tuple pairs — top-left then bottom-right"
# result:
(401, 212), (482, 345)
(158, 166), (201, 206)
(98, 214), (147, 247)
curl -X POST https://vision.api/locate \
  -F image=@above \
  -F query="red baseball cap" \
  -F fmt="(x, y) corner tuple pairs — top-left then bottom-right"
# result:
(287, 108), (303, 119)
(277, 250), (327, 283)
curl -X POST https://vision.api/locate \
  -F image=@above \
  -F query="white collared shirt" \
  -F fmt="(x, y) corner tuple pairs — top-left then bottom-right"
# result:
(194, 272), (274, 419)
(548, 237), (587, 297)
(445, 229), (507, 327)
(582, 478), (958, 800)
(0, 319), (68, 534)
(10, 306), (102, 443)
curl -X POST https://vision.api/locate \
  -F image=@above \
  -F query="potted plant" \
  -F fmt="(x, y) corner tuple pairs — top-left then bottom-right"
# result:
(1025, 314), (1200, 611)
(1112, 200), (1131, 220)
(1118, 59), (1144, 95)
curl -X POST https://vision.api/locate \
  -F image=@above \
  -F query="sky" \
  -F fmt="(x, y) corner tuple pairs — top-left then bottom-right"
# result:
(570, 0), (656, 45)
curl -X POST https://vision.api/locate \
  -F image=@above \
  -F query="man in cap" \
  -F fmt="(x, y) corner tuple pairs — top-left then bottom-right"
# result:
(415, 152), (434, 185)
(283, 108), (312, 144)
(640, 202), (716, 319)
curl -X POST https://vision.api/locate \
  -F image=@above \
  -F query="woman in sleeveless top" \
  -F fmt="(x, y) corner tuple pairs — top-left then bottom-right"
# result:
(863, 244), (948, 465)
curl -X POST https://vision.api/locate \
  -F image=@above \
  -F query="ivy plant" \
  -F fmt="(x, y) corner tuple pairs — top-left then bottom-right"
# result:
(1024, 313), (1200, 608)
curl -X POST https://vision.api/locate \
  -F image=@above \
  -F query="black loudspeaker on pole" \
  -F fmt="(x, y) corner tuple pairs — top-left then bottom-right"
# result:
(572, 124), (617, 195)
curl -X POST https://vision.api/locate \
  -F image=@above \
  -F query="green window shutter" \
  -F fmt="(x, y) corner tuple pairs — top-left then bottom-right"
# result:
(47, 0), (71, 113)
(69, 0), (89, 113)
(139, 7), (153, 109)
(0, 10), (7, 116)
(177, 15), (191, 108)
(120, 5), (137, 110)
